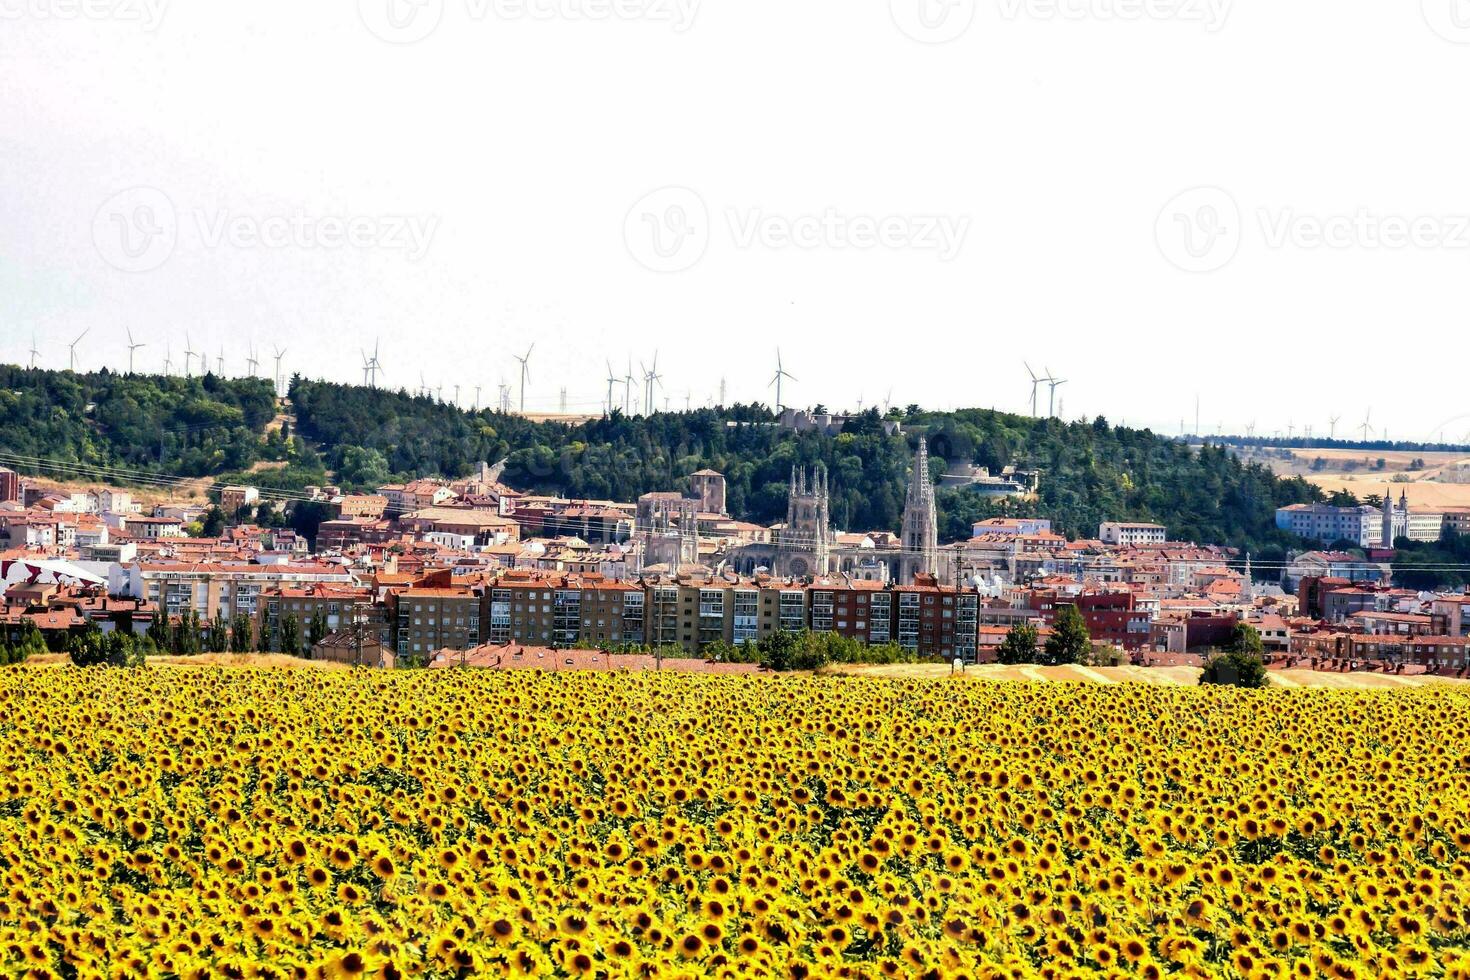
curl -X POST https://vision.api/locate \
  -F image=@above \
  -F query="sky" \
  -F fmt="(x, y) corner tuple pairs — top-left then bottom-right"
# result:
(2, 0), (1469, 441)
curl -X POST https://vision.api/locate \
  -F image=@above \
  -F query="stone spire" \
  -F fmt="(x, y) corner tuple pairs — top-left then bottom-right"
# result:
(900, 438), (939, 584)
(1382, 491), (1394, 548)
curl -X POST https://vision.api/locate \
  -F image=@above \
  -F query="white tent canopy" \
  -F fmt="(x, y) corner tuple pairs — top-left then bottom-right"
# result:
(1, 558), (106, 591)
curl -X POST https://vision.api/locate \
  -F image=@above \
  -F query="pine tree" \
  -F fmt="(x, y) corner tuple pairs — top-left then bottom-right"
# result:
(1045, 605), (1091, 666)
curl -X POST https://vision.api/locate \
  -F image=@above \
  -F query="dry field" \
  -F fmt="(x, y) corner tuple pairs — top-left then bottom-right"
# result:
(834, 662), (1469, 689)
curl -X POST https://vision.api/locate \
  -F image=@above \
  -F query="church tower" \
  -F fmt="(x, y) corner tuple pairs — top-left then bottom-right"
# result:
(774, 464), (832, 578)
(900, 438), (939, 584)
(1382, 491), (1395, 548)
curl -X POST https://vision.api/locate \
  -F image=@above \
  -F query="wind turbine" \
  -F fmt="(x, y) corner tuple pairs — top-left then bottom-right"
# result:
(28, 333), (39, 369)
(363, 340), (382, 388)
(360, 351), (373, 387)
(68, 328), (90, 373)
(623, 358), (635, 415)
(514, 344), (535, 414)
(1045, 368), (1067, 418)
(453, 384), (461, 407)
(1359, 410), (1374, 442)
(770, 349), (796, 412)
(474, 385), (482, 411)
(1024, 363), (1046, 418)
(245, 346), (260, 378)
(1328, 415), (1341, 440)
(125, 329), (146, 374)
(273, 346), (287, 397)
(215, 347), (224, 377)
(183, 334), (199, 377)
(644, 352), (663, 416)
(163, 342), (173, 376)
(605, 360), (621, 415)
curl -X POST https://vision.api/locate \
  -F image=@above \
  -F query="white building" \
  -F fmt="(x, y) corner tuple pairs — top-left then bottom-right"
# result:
(1276, 504), (1382, 547)
(1099, 522), (1167, 547)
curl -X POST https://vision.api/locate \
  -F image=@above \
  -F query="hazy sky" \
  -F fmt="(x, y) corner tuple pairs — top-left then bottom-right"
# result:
(3, 1), (1469, 440)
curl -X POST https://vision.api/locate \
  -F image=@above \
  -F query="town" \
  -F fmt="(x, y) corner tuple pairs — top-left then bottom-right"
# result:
(4, 444), (1467, 678)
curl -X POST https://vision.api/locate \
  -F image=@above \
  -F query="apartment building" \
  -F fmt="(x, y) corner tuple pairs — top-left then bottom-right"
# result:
(258, 585), (376, 652)
(117, 562), (355, 623)
(1099, 522), (1168, 547)
(400, 571), (987, 660)
(393, 586), (482, 658)
(1275, 504), (1380, 547)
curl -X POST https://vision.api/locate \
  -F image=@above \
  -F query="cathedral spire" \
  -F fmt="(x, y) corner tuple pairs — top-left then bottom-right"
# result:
(899, 438), (939, 584)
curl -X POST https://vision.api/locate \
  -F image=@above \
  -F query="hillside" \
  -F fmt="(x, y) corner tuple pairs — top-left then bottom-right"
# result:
(288, 380), (1324, 555)
(0, 365), (289, 481)
(0, 366), (1326, 556)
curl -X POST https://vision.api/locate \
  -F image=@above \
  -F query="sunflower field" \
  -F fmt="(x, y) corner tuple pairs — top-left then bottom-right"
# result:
(2, 667), (1469, 979)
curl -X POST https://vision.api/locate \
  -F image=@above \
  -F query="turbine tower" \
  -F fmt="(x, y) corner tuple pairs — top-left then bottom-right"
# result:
(183, 334), (199, 377)
(28, 333), (40, 369)
(770, 349), (796, 412)
(514, 344), (535, 414)
(163, 342), (173, 376)
(1328, 415), (1341, 440)
(363, 340), (382, 388)
(605, 360), (621, 415)
(215, 347), (224, 377)
(68, 328), (90, 373)
(245, 346), (260, 378)
(273, 347), (287, 397)
(623, 358), (635, 415)
(643, 352), (663, 416)
(1025, 363), (1046, 418)
(1359, 410), (1374, 442)
(125, 329), (146, 375)
(1045, 368), (1067, 418)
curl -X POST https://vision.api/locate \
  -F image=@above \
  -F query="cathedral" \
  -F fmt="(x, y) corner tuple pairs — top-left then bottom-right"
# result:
(899, 438), (939, 584)
(773, 465), (832, 578)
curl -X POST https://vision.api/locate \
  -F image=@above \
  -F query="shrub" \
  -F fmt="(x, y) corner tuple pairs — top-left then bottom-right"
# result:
(1200, 650), (1268, 689)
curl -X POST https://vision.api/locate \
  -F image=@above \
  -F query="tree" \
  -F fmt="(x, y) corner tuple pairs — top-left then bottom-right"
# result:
(69, 627), (145, 668)
(1045, 605), (1091, 666)
(205, 618), (230, 653)
(1225, 622), (1265, 657)
(308, 610), (328, 649)
(173, 609), (202, 655)
(278, 613), (301, 656)
(996, 622), (1040, 665)
(230, 613), (254, 653)
(147, 613), (172, 652)
(757, 631), (799, 672)
(1200, 650), (1269, 689)
(200, 506), (226, 537)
